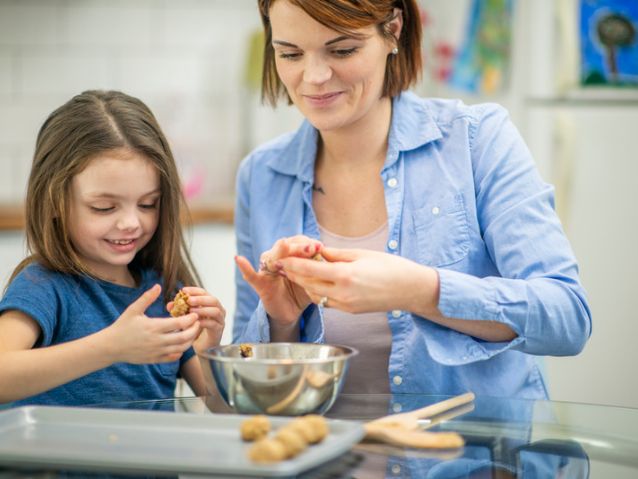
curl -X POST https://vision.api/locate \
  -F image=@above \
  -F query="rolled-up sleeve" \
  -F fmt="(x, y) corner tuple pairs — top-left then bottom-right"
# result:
(431, 104), (591, 360)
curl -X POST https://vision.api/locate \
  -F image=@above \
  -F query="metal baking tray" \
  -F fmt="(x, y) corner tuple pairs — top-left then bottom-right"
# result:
(0, 405), (365, 477)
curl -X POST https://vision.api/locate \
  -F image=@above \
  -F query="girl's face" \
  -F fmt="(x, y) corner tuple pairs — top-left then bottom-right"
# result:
(67, 148), (160, 285)
(269, 0), (397, 133)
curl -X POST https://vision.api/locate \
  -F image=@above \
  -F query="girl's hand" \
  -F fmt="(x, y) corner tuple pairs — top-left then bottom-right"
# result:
(168, 286), (226, 353)
(279, 247), (441, 317)
(106, 284), (201, 364)
(235, 236), (323, 340)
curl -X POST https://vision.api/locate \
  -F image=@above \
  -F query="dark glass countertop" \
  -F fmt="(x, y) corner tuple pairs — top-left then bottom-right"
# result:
(1, 393), (637, 478)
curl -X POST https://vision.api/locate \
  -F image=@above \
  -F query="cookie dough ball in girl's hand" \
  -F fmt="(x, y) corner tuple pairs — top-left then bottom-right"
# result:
(170, 290), (190, 317)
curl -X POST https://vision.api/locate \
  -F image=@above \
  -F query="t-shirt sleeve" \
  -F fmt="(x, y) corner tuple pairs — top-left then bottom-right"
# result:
(0, 265), (61, 347)
(180, 346), (196, 367)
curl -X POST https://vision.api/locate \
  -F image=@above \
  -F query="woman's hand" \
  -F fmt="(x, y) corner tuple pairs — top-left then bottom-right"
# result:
(235, 235), (324, 341)
(168, 286), (226, 353)
(106, 284), (201, 364)
(279, 247), (441, 317)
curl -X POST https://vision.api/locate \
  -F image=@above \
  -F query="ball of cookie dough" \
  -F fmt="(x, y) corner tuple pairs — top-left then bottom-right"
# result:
(170, 290), (190, 317)
(301, 414), (329, 442)
(288, 415), (328, 444)
(247, 438), (288, 463)
(239, 343), (253, 358)
(274, 427), (308, 458)
(240, 415), (271, 441)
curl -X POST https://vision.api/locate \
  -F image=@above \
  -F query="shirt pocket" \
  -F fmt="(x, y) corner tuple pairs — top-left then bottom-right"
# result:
(412, 193), (470, 267)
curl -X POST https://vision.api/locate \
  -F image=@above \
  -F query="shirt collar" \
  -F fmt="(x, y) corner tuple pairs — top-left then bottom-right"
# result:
(265, 91), (442, 181)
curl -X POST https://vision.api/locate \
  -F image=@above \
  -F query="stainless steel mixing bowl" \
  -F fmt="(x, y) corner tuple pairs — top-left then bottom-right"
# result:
(198, 343), (358, 416)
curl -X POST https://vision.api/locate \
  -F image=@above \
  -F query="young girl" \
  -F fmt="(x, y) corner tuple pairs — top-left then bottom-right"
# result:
(0, 90), (225, 406)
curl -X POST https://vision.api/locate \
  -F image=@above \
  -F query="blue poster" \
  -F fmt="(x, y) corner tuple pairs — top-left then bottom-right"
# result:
(580, 0), (638, 87)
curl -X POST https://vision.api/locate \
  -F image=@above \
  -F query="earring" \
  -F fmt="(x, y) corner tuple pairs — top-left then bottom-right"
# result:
(391, 47), (399, 55)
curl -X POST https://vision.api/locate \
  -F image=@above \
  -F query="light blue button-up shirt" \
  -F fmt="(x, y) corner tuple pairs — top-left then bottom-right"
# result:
(233, 91), (591, 399)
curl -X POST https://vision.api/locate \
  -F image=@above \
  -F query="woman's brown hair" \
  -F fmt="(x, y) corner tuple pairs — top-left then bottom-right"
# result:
(258, 0), (422, 106)
(9, 90), (200, 300)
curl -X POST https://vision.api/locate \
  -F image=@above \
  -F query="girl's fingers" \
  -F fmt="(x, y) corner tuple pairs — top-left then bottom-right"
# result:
(190, 306), (225, 321)
(179, 286), (206, 294)
(198, 318), (224, 329)
(184, 293), (224, 310)
(126, 284), (162, 316)
(157, 313), (198, 333)
(162, 319), (201, 346)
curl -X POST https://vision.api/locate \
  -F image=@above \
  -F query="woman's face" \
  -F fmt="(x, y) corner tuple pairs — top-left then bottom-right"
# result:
(269, 0), (397, 132)
(67, 148), (160, 284)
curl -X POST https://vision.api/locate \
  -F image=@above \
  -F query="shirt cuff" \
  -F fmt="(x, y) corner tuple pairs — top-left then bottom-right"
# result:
(417, 268), (526, 365)
(437, 268), (500, 321)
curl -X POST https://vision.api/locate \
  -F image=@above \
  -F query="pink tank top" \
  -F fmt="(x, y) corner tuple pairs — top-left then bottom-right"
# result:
(319, 222), (392, 394)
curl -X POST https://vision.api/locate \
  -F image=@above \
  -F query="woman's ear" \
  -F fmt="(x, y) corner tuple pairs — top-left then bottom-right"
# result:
(386, 8), (403, 43)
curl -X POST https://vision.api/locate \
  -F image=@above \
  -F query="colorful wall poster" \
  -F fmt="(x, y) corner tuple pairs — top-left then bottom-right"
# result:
(448, 0), (514, 95)
(580, 0), (638, 87)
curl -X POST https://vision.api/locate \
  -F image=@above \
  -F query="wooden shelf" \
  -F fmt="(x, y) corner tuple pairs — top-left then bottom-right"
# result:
(0, 200), (235, 231)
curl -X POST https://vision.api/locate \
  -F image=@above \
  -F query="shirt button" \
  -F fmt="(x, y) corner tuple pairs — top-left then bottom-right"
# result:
(392, 402), (402, 413)
(387, 177), (398, 188)
(391, 310), (402, 318)
(392, 464), (402, 474)
(432, 206), (440, 215)
(393, 375), (402, 386)
(388, 239), (398, 250)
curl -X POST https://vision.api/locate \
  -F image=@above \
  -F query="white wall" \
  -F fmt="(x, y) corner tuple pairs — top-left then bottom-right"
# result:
(0, 0), (301, 204)
(187, 224), (236, 345)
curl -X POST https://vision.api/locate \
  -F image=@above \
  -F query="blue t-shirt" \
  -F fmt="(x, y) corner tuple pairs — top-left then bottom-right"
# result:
(0, 262), (195, 407)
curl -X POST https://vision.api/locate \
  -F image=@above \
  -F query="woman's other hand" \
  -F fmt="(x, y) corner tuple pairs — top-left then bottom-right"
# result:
(279, 247), (441, 317)
(235, 235), (324, 341)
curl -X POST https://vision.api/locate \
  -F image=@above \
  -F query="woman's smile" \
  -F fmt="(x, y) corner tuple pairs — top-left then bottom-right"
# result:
(302, 91), (343, 107)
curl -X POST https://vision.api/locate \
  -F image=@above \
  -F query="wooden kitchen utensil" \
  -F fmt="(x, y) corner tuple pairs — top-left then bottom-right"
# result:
(362, 392), (475, 449)
(368, 392), (475, 430)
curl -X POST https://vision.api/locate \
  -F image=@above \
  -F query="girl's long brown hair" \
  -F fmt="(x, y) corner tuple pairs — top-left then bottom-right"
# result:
(258, 0), (422, 106)
(9, 90), (200, 300)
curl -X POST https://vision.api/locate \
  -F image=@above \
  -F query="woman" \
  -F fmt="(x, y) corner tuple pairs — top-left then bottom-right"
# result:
(233, 0), (591, 398)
